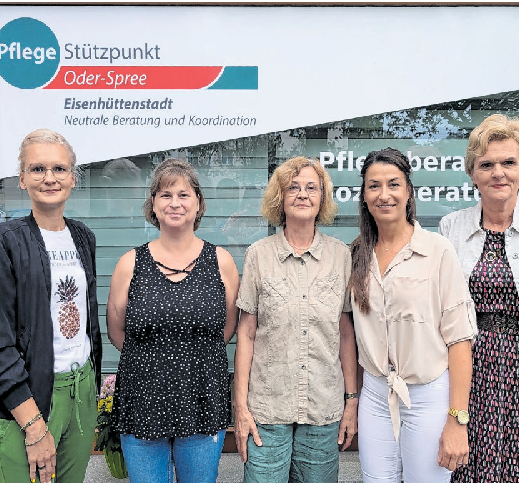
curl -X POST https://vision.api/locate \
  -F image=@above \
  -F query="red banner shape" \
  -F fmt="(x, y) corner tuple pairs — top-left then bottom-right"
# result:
(45, 66), (223, 90)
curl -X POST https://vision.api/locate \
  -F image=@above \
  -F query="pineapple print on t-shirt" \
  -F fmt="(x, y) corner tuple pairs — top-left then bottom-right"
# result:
(40, 226), (91, 373)
(55, 275), (80, 339)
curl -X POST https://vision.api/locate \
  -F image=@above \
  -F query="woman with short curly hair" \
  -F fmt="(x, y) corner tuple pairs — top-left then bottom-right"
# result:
(234, 156), (357, 483)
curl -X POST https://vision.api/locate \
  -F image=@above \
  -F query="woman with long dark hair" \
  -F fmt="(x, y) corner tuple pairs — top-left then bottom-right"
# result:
(349, 147), (477, 483)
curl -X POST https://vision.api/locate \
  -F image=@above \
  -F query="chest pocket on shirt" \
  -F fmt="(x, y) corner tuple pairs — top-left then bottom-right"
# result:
(389, 277), (429, 323)
(262, 277), (289, 313)
(315, 273), (342, 309)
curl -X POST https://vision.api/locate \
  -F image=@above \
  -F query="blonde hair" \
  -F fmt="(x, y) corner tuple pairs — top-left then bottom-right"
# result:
(18, 128), (76, 172)
(466, 114), (519, 176)
(143, 158), (206, 231)
(261, 156), (338, 226)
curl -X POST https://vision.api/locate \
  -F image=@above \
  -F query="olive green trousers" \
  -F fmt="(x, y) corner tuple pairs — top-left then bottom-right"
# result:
(0, 359), (97, 483)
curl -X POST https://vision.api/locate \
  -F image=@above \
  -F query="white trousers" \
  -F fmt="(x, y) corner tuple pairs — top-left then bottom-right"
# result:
(358, 370), (452, 483)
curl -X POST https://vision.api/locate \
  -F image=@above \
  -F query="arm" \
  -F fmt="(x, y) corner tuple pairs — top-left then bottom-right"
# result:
(437, 340), (472, 470)
(0, 237), (55, 483)
(106, 250), (135, 351)
(216, 246), (240, 344)
(233, 311), (262, 463)
(11, 399), (56, 483)
(337, 311), (358, 450)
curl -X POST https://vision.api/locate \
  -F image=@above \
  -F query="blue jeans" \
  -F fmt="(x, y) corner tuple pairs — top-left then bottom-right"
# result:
(244, 422), (340, 483)
(120, 430), (226, 483)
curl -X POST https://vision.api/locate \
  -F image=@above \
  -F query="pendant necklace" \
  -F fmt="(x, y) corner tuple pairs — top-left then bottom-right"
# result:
(480, 211), (510, 263)
(155, 257), (198, 275)
(379, 230), (409, 252)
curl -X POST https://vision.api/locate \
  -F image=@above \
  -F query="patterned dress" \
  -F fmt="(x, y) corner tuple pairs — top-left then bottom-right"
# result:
(451, 229), (519, 483)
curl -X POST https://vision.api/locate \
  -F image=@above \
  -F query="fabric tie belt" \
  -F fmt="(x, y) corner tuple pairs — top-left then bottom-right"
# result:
(54, 359), (93, 435)
(387, 369), (411, 441)
(477, 313), (519, 335)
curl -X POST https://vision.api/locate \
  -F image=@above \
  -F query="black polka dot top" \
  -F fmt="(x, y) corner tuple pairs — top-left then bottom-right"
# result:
(112, 241), (230, 439)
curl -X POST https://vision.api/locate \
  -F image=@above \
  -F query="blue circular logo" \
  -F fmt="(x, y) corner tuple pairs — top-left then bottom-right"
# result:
(0, 17), (60, 89)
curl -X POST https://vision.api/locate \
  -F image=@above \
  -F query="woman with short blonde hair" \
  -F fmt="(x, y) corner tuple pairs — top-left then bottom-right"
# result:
(0, 129), (102, 483)
(440, 113), (519, 482)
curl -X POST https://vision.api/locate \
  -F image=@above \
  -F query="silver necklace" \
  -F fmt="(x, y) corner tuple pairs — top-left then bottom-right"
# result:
(378, 231), (408, 252)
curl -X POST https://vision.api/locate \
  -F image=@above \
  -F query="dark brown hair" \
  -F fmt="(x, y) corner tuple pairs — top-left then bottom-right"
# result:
(349, 147), (416, 314)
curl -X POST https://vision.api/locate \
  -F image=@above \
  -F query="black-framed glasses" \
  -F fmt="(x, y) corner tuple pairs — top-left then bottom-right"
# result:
(23, 164), (73, 181)
(285, 183), (321, 197)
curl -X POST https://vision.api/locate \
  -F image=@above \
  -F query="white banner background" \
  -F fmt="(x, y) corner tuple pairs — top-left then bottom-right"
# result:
(0, 6), (517, 178)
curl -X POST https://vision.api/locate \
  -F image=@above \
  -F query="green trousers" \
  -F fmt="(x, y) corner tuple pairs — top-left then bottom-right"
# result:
(0, 359), (97, 483)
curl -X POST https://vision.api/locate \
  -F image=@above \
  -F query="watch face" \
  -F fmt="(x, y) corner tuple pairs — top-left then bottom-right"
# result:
(458, 410), (470, 425)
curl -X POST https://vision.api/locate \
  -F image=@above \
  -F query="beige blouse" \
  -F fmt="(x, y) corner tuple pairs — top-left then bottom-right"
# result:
(236, 228), (352, 425)
(351, 222), (477, 440)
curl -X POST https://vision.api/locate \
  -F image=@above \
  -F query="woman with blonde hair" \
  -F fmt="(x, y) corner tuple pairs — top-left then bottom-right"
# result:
(0, 129), (102, 483)
(439, 114), (519, 482)
(234, 156), (357, 483)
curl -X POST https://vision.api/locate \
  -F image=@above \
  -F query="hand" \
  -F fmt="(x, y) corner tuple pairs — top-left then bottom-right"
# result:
(338, 399), (358, 451)
(437, 419), (469, 471)
(25, 421), (56, 483)
(233, 407), (262, 463)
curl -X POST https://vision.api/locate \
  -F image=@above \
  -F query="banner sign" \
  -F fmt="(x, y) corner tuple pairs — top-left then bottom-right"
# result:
(1, 6), (518, 179)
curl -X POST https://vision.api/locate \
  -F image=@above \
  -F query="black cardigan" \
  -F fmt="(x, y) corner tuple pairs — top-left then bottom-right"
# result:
(0, 212), (102, 421)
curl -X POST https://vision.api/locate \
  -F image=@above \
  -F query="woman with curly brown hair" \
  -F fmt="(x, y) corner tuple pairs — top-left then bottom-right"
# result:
(234, 156), (358, 483)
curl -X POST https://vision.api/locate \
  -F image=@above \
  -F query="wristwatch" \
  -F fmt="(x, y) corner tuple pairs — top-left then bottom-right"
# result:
(448, 407), (470, 425)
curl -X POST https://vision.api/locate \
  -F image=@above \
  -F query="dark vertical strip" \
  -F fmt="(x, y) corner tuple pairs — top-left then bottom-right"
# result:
(267, 133), (281, 236)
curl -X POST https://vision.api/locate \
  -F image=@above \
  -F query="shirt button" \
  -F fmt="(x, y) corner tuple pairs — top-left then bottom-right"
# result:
(301, 365), (306, 370)
(302, 294), (307, 299)
(300, 260), (305, 265)
(302, 330), (307, 335)
(513, 253), (519, 259)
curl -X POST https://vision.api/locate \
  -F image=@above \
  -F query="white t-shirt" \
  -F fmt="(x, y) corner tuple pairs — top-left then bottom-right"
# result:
(40, 226), (91, 373)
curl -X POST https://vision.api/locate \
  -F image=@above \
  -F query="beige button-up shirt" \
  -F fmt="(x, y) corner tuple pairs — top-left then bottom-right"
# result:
(236, 228), (352, 425)
(352, 222), (477, 440)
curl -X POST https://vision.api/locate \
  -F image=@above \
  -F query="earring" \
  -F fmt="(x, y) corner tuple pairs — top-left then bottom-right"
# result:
(473, 183), (478, 190)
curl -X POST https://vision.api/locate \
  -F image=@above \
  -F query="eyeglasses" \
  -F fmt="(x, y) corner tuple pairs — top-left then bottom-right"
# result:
(23, 164), (73, 181)
(285, 183), (321, 197)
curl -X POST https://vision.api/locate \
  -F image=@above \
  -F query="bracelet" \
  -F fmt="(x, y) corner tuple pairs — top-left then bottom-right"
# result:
(25, 425), (49, 446)
(20, 412), (42, 432)
(344, 392), (359, 400)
